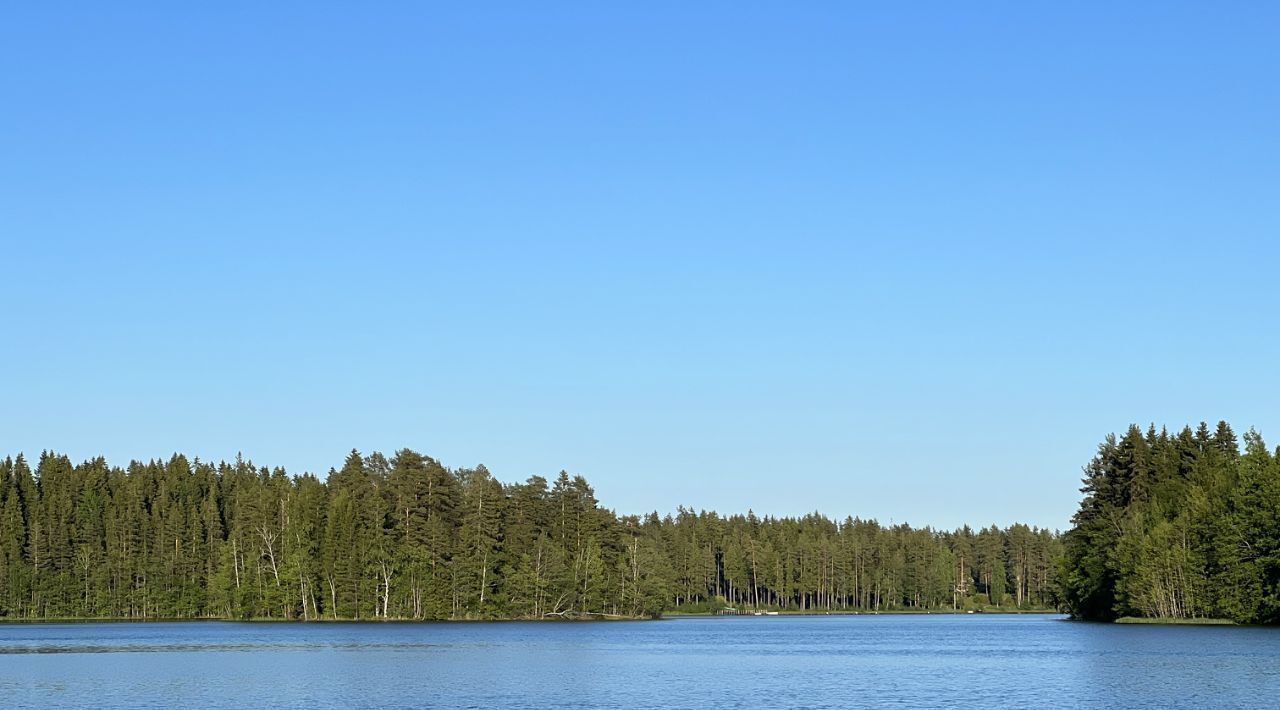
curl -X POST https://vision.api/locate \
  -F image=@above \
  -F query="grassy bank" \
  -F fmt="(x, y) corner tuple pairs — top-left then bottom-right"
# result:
(1115, 616), (1236, 625)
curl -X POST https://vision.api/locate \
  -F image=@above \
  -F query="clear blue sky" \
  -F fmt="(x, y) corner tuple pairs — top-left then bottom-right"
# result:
(3, 3), (1278, 530)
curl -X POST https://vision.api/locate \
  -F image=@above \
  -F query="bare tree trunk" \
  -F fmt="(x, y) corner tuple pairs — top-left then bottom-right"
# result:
(299, 572), (309, 621)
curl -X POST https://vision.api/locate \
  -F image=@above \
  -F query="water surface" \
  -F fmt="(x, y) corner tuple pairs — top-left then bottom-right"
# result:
(1, 614), (1276, 708)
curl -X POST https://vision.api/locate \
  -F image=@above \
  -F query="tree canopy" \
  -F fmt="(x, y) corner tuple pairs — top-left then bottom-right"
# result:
(1061, 421), (1280, 624)
(0, 448), (1058, 620)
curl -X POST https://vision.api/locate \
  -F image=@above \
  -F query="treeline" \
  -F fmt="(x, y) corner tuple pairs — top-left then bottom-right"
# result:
(659, 512), (1057, 613)
(0, 449), (1059, 621)
(1061, 421), (1280, 624)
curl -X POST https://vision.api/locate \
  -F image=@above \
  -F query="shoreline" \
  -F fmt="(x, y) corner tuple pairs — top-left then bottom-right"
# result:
(0, 615), (654, 625)
(662, 608), (1061, 618)
(0, 610), (1062, 624)
(1114, 616), (1237, 626)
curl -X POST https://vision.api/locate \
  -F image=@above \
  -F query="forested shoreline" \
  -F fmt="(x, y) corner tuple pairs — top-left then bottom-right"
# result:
(0, 449), (1058, 621)
(9, 420), (1276, 625)
(1062, 421), (1280, 625)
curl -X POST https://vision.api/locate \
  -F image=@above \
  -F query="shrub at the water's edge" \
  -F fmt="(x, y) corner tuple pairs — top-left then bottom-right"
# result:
(1061, 421), (1280, 626)
(0, 450), (1059, 621)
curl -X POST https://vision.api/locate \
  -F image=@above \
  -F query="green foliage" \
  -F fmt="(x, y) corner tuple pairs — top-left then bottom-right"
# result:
(0, 448), (1061, 620)
(1062, 422), (1280, 625)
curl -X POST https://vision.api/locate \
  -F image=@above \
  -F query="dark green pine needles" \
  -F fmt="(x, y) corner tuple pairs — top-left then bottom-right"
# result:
(1061, 421), (1280, 624)
(0, 447), (1064, 620)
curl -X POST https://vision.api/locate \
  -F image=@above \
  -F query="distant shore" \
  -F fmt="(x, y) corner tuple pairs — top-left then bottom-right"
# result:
(662, 608), (1061, 618)
(0, 610), (1063, 624)
(8, 611), (1253, 625)
(0, 614), (654, 624)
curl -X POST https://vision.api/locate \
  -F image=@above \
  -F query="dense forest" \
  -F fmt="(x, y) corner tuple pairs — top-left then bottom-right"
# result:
(0, 449), (1059, 620)
(1061, 421), (1280, 624)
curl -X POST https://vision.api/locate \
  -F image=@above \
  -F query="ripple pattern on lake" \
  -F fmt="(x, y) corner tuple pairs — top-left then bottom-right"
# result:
(1, 615), (1277, 708)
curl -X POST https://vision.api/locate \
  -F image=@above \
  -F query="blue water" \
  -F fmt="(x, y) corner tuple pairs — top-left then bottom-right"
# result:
(0, 615), (1276, 708)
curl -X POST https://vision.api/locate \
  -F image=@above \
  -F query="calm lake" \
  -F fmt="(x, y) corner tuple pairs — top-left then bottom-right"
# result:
(0, 614), (1276, 708)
